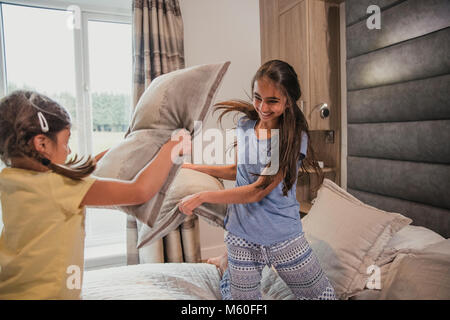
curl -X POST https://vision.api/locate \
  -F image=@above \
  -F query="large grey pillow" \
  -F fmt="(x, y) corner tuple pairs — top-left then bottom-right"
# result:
(94, 62), (230, 226)
(136, 168), (227, 248)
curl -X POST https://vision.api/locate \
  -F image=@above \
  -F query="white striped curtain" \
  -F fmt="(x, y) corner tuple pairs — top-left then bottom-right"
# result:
(127, 0), (201, 265)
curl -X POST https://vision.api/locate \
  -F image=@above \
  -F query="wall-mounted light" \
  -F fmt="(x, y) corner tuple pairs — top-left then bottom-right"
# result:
(319, 103), (330, 119)
(310, 102), (330, 119)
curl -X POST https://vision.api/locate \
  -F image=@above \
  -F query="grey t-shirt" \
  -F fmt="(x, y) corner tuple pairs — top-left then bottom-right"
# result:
(224, 116), (308, 246)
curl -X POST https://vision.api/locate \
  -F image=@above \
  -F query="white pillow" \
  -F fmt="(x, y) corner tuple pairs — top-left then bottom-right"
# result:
(376, 225), (445, 265)
(386, 225), (444, 251)
(302, 179), (412, 299)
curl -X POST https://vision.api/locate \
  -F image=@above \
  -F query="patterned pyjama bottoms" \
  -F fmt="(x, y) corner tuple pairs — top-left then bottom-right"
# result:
(221, 232), (336, 300)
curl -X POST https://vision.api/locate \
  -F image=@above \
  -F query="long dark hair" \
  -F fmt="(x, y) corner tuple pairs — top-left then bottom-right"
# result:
(215, 60), (323, 196)
(0, 90), (96, 179)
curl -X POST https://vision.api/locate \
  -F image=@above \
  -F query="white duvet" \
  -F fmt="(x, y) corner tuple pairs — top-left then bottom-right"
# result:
(82, 263), (295, 300)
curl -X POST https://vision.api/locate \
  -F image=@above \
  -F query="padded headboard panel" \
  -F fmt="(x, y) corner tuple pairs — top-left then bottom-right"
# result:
(345, 0), (450, 237)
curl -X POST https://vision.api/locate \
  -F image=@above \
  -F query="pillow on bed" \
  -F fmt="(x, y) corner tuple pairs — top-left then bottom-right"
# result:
(302, 179), (412, 300)
(136, 168), (227, 248)
(379, 239), (450, 300)
(94, 62), (230, 226)
(376, 225), (445, 265)
(349, 225), (445, 299)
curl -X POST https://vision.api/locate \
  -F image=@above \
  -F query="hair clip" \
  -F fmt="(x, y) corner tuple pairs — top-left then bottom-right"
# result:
(37, 112), (49, 133)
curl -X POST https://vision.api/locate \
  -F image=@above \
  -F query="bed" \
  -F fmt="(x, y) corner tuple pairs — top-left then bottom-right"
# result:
(82, 179), (450, 300)
(83, 263), (295, 300)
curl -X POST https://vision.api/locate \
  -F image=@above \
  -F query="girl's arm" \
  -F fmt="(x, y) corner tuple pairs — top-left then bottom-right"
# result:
(181, 143), (238, 180)
(81, 132), (190, 207)
(182, 163), (237, 180)
(179, 170), (284, 215)
(94, 149), (109, 163)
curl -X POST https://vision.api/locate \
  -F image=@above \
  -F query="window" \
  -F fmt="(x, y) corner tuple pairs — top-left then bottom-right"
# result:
(84, 17), (131, 268)
(0, 1), (132, 269)
(88, 19), (132, 154)
(2, 4), (78, 122)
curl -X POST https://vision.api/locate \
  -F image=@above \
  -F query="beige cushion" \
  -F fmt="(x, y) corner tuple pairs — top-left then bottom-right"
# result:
(136, 168), (227, 248)
(94, 62), (230, 227)
(379, 239), (450, 300)
(302, 179), (412, 299)
(350, 225), (445, 299)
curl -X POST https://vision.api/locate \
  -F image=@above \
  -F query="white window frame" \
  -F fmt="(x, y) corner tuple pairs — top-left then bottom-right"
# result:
(0, 0), (131, 155)
(0, 0), (132, 269)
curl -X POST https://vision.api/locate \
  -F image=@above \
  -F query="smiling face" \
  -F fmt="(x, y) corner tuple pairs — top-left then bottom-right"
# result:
(252, 77), (287, 128)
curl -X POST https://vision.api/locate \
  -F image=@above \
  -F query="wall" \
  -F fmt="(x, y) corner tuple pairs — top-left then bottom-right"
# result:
(179, 0), (261, 259)
(345, 0), (450, 237)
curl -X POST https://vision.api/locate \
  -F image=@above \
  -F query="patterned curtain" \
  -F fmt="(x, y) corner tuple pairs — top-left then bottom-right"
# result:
(132, 0), (185, 110)
(127, 0), (201, 265)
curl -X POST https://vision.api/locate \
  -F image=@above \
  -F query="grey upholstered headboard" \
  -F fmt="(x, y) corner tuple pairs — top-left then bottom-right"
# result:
(345, 0), (450, 237)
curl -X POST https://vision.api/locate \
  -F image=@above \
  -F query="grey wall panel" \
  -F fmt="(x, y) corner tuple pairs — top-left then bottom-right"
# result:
(346, 1), (450, 237)
(347, 120), (450, 164)
(347, 156), (450, 210)
(347, 0), (450, 59)
(347, 27), (450, 91)
(348, 74), (450, 123)
(348, 188), (450, 238)
(345, 0), (404, 27)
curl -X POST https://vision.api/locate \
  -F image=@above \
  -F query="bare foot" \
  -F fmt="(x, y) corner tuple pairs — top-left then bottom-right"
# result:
(206, 252), (228, 276)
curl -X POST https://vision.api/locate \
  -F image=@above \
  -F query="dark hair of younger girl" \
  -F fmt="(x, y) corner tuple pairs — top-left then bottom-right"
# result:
(214, 59), (324, 196)
(0, 90), (96, 179)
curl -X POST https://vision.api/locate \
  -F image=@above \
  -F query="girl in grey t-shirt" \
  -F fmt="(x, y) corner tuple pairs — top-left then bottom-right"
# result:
(179, 60), (336, 300)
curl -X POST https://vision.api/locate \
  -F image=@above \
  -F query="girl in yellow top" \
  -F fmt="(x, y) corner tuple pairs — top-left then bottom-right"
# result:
(0, 90), (190, 299)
